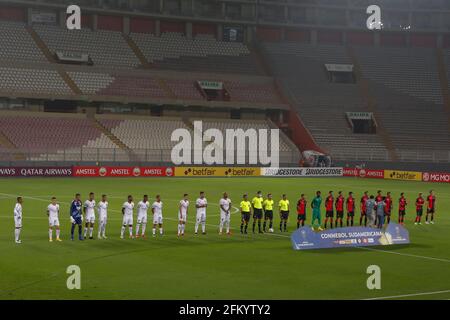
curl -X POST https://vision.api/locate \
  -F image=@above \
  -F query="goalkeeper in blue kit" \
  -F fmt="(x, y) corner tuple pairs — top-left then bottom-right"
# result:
(70, 193), (84, 241)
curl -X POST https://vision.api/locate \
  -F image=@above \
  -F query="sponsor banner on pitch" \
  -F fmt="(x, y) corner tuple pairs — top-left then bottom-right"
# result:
(174, 167), (260, 177)
(0, 167), (73, 177)
(343, 168), (384, 179)
(261, 167), (343, 177)
(422, 172), (450, 183)
(72, 166), (174, 177)
(291, 223), (409, 250)
(384, 170), (422, 181)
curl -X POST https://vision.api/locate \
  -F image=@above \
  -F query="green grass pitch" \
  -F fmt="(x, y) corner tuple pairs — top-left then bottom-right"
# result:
(0, 177), (449, 300)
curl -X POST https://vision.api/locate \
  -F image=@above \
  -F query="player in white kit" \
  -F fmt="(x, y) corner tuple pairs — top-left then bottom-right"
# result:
(47, 197), (62, 242)
(13, 197), (23, 244)
(178, 194), (189, 237)
(136, 195), (150, 238)
(219, 192), (232, 235)
(97, 194), (108, 239)
(152, 195), (164, 236)
(195, 191), (208, 235)
(121, 195), (134, 239)
(84, 192), (96, 239)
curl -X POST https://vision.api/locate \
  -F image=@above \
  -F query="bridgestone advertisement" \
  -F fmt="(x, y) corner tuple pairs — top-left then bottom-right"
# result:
(261, 167), (343, 177)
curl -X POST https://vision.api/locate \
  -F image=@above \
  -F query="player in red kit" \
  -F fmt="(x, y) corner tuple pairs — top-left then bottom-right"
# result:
(398, 193), (407, 225)
(360, 191), (369, 226)
(415, 192), (425, 225)
(335, 191), (344, 228)
(384, 192), (392, 224)
(426, 190), (436, 224)
(324, 191), (334, 229)
(346, 192), (355, 226)
(296, 194), (307, 228)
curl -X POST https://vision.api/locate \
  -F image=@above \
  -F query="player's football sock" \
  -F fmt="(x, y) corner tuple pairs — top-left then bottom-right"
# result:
(283, 222), (287, 232)
(279, 221), (283, 231)
(263, 221), (267, 232)
(160, 228), (163, 235)
(244, 224), (248, 234)
(297, 222), (300, 229)
(431, 214), (434, 222)
(71, 224), (75, 238)
(56, 229), (60, 239)
(89, 227), (93, 238)
(120, 226), (125, 238)
(141, 224), (146, 236)
(136, 224), (140, 235)
(152, 228), (156, 236)
(78, 224), (83, 237)
(258, 221), (262, 233)
(128, 227), (133, 237)
(201, 223), (206, 234)
(181, 224), (185, 234)
(84, 227), (87, 238)
(269, 220), (273, 229)
(194, 223), (199, 234)
(252, 222), (256, 233)
(49, 229), (53, 240)
(240, 223), (244, 233)
(178, 224), (181, 235)
(15, 228), (20, 242)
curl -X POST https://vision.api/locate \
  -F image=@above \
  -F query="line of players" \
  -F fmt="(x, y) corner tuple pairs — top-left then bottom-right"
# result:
(12, 189), (437, 244)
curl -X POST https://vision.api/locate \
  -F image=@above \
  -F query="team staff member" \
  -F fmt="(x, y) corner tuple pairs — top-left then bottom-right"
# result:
(240, 194), (251, 234)
(311, 191), (323, 231)
(335, 191), (344, 228)
(251, 191), (264, 234)
(262, 194), (274, 233)
(296, 194), (307, 228)
(278, 194), (290, 232)
(426, 190), (436, 224)
(324, 191), (334, 229)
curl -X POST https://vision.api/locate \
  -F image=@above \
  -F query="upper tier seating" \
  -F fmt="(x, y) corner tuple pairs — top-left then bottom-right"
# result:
(263, 42), (389, 160)
(34, 24), (140, 68)
(355, 46), (443, 105)
(131, 32), (262, 74)
(0, 21), (46, 63)
(0, 67), (71, 96)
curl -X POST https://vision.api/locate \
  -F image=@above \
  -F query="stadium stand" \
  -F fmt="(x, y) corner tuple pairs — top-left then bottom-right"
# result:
(0, 21), (47, 63)
(0, 67), (71, 96)
(131, 32), (262, 74)
(262, 42), (389, 160)
(33, 24), (140, 68)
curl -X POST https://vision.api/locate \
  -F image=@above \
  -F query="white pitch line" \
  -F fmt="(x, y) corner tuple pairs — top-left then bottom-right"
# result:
(363, 289), (450, 300)
(357, 246), (450, 263)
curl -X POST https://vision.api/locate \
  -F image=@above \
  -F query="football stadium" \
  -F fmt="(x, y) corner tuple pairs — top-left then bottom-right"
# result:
(0, 0), (449, 304)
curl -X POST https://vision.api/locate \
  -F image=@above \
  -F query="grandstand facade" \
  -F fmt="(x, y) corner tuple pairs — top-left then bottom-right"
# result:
(0, 0), (449, 167)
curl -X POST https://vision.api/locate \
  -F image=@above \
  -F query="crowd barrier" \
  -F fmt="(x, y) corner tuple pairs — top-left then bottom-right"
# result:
(0, 166), (448, 183)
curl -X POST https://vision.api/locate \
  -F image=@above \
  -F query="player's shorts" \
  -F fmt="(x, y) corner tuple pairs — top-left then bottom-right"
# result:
(427, 207), (435, 214)
(253, 208), (263, 219)
(264, 210), (273, 220)
(326, 210), (334, 218)
(196, 213), (206, 223)
(72, 216), (82, 225)
(153, 214), (163, 225)
(399, 209), (406, 216)
(336, 211), (344, 218)
(347, 211), (355, 217)
(98, 214), (107, 224)
(85, 213), (95, 223)
(137, 214), (148, 224)
(241, 212), (250, 222)
(280, 210), (289, 220)
(179, 212), (187, 222)
(220, 213), (230, 223)
(122, 215), (133, 226)
(297, 214), (306, 221)
(416, 208), (423, 216)
(14, 216), (22, 228)
(384, 209), (391, 216)
(49, 216), (60, 227)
